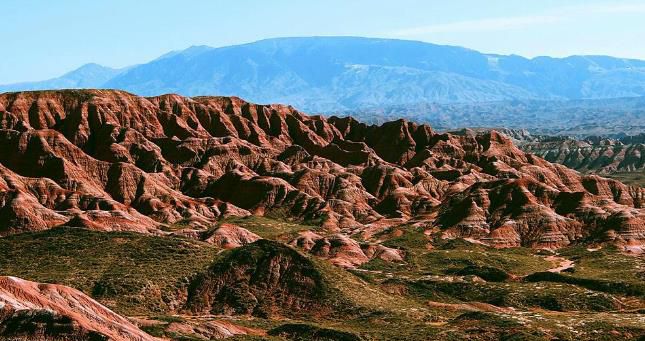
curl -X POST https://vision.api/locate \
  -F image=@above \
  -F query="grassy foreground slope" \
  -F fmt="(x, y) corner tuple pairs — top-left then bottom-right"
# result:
(0, 227), (220, 315)
(0, 219), (643, 340)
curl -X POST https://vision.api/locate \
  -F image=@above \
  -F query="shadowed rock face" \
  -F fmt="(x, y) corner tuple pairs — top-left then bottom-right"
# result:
(0, 90), (643, 249)
(0, 276), (156, 341)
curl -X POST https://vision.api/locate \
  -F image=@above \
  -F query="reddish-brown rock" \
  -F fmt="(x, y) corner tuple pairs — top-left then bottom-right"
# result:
(0, 276), (156, 341)
(164, 320), (265, 339)
(0, 90), (643, 250)
(289, 231), (405, 268)
(202, 223), (261, 248)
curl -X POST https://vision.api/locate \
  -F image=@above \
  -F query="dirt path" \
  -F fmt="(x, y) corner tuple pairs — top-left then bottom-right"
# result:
(544, 255), (575, 273)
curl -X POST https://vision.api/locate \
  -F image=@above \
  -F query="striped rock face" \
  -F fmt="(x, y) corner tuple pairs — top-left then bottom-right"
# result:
(0, 276), (157, 341)
(0, 90), (642, 251)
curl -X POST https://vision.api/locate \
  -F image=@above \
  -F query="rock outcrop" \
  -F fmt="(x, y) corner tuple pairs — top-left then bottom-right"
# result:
(0, 90), (643, 250)
(202, 223), (261, 248)
(0, 276), (156, 341)
(185, 240), (337, 318)
(163, 320), (264, 339)
(505, 130), (645, 175)
(289, 231), (405, 268)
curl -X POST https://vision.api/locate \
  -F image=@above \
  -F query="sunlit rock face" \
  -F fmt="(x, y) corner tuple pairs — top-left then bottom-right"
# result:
(0, 90), (642, 250)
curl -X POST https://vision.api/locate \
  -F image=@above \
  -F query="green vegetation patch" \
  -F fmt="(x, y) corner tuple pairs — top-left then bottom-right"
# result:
(221, 216), (321, 241)
(268, 323), (363, 341)
(453, 311), (521, 328)
(0, 227), (220, 315)
(524, 272), (644, 298)
(402, 279), (621, 312)
(606, 171), (645, 187)
(445, 265), (510, 282)
(365, 226), (551, 277)
(558, 245), (645, 284)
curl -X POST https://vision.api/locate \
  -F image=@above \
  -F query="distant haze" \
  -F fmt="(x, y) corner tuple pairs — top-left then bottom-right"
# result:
(1, 37), (644, 115)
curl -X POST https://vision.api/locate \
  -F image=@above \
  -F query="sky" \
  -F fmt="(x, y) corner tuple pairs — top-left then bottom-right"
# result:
(2, 0), (645, 84)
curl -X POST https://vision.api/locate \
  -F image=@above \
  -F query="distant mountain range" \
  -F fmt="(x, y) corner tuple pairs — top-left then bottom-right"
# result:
(0, 63), (127, 92)
(2, 36), (645, 114)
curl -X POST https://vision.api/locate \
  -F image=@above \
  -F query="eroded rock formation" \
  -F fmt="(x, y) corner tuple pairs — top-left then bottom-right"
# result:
(0, 276), (156, 341)
(0, 90), (643, 250)
(185, 240), (336, 318)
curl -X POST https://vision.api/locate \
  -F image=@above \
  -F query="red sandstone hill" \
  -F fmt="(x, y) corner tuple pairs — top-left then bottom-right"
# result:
(0, 90), (643, 250)
(0, 276), (156, 341)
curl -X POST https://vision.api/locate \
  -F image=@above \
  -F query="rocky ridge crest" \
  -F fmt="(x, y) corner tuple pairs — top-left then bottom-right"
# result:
(0, 90), (642, 250)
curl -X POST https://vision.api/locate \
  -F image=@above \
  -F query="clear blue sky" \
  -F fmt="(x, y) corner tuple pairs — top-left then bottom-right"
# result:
(3, 0), (645, 83)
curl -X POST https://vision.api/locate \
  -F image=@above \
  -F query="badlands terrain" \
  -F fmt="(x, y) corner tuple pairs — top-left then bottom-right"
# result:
(0, 89), (643, 340)
(514, 133), (645, 186)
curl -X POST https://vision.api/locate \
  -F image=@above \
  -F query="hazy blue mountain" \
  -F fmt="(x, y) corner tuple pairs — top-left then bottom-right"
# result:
(2, 37), (645, 113)
(0, 63), (125, 92)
